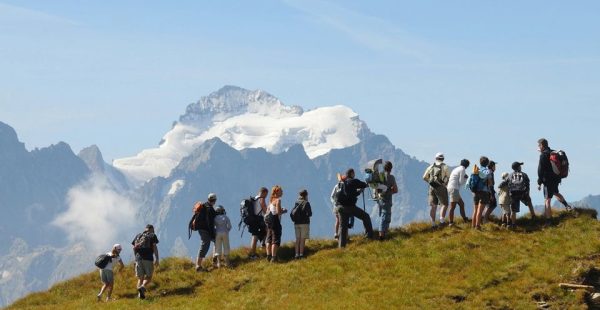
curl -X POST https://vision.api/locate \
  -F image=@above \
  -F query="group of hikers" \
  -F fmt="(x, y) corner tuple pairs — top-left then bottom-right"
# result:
(94, 138), (572, 302)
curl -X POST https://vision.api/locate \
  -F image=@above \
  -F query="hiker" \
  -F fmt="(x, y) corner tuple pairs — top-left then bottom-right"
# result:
(194, 194), (217, 271)
(472, 156), (493, 229)
(447, 159), (470, 226)
(482, 161), (498, 223)
(265, 185), (286, 262)
(131, 224), (159, 299)
(509, 162), (537, 227)
(330, 175), (347, 240)
(422, 153), (450, 228)
(378, 161), (398, 240)
(336, 168), (373, 248)
(291, 189), (312, 259)
(96, 244), (124, 302)
(498, 172), (512, 228)
(537, 138), (572, 219)
(248, 187), (268, 259)
(213, 205), (232, 268)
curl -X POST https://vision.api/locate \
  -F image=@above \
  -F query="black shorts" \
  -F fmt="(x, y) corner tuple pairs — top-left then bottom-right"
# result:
(543, 182), (559, 199)
(265, 216), (282, 246)
(473, 191), (490, 205)
(510, 191), (532, 213)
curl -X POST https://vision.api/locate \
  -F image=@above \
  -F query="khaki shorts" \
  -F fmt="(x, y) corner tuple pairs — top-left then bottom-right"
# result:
(295, 224), (310, 240)
(429, 186), (449, 206)
(448, 188), (462, 203)
(135, 260), (154, 279)
(99, 269), (114, 284)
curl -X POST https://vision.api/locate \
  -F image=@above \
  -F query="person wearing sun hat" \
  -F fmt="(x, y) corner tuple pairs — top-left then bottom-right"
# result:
(97, 243), (125, 302)
(422, 152), (451, 228)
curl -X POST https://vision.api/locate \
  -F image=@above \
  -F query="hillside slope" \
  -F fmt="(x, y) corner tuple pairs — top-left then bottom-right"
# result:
(10, 209), (600, 309)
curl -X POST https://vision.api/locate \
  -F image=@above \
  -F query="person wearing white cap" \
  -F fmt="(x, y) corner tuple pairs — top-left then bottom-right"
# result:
(97, 244), (124, 302)
(194, 193), (217, 271)
(422, 152), (451, 228)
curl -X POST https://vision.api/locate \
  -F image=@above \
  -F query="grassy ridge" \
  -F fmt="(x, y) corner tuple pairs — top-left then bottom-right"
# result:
(9, 209), (600, 309)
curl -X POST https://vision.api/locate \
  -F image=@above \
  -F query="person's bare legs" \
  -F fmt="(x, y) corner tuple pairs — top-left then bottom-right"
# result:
(430, 204), (437, 226)
(449, 202), (457, 224)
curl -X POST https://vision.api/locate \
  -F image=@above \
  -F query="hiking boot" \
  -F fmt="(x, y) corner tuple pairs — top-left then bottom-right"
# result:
(431, 224), (438, 230)
(212, 256), (219, 268)
(566, 205), (573, 212)
(448, 222), (454, 227)
(270, 256), (278, 263)
(334, 234), (339, 240)
(266, 255), (272, 262)
(138, 286), (146, 299)
(96, 294), (101, 302)
(248, 253), (258, 260)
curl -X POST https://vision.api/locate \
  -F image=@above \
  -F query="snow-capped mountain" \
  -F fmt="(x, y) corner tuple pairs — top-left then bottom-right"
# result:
(113, 86), (371, 183)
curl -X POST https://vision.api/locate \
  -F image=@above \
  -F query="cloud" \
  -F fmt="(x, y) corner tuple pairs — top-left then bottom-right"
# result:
(282, 0), (431, 62)
(53, 174), (138, 251)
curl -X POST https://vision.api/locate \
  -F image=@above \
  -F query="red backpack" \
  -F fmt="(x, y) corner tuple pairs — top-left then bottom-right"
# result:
(549, 150), (569, 179)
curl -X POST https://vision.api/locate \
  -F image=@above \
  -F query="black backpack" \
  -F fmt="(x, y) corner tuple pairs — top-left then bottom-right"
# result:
(95, 254), (113, 269)
(133, 232), (153, 251)
(290, 201), (310, 223)
(238, 196), (259, 237)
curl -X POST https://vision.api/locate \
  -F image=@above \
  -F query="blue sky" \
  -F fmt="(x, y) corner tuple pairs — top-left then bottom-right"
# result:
(1, 1), (599, 203)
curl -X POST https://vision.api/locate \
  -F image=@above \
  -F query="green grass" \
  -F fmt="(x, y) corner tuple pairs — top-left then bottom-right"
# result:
(9, 209), (600, 309)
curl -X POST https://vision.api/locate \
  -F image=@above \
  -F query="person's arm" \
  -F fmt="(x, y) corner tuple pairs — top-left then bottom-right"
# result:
(422, 166), (431, 182)
(276, 199), (283, 215)
(226, 216), (232, 231)
(306, 202), (312, 217)
(537, 153), (545, 186)
(153, 243), (160, 267)
(118, 257), (125, 270)
(443, 165), (450, 185)
(259, 198), (267, 213)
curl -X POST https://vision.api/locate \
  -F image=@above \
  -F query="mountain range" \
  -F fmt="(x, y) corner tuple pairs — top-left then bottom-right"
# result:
(0, 86), (597, 307)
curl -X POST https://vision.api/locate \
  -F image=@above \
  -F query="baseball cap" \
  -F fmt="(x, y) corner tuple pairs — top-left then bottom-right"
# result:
(512, 162), (524, 170)
(435, 152), (444, 160)
(113, 244), (122, 251)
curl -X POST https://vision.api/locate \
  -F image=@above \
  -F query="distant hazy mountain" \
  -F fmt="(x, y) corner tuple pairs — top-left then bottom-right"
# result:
(4, 86), (595, 307)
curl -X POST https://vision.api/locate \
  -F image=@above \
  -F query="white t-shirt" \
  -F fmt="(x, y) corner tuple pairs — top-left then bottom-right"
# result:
(447, 166), (467, 190)
(103, 253), (123, 271)
(253, 196), (264, 216)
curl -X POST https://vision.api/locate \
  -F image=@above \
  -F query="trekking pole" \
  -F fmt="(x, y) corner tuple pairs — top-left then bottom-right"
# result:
(362, 190), (366, 212)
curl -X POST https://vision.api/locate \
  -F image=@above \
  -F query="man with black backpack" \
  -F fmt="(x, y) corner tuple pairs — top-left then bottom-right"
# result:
(336, 168), (373, 248)
(131, 224), (159, 299)
(247, 187), (268, 260)
(508, 162), (536, 228)
(537, 138), (572, 220)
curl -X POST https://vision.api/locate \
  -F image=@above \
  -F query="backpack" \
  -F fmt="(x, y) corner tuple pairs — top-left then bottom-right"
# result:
(332, 181), (350, 206)
(290, 201), (310, 223)
(188, 202), (204, 239)
(238, 197), (259, 237)
(427, 164), (445, 188)
(467, 165), (481, 192)
(549, 150), (569, 179)
(508, 172), (527, 193)
(133, 232), (153, 251)
(95, 254), (112, 269)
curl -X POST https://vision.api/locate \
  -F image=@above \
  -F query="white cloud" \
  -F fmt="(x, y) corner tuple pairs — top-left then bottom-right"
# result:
(52, 175), (138, 251)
